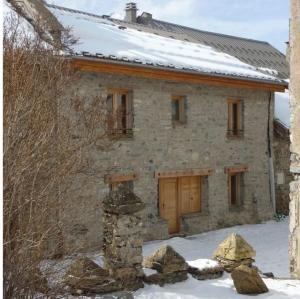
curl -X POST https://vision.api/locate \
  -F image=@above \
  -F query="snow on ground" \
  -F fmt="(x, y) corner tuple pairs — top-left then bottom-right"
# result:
(43, 218), (300, 298)
(135, 218), (300, 299)
(46, 4), (281, 83)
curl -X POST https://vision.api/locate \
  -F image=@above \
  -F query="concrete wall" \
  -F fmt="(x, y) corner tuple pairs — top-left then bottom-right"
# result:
(289, 0), (300, 278)
(60, 72), (275, 253)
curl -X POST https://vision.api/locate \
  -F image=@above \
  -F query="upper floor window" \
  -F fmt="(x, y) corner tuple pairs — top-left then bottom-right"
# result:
(227, 99), (243, 137)
(172, 95), (187, 124)
(107, 89), (133, 136)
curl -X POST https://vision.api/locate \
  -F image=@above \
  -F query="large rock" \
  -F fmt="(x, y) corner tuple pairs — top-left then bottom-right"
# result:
(143, 270), (188, 286)
(64, 257), (121, 295)
(213, 233), (256, 272)
(143, 245), (188, 274)
(143, 245), (188, 286)
(103, 186), (145, 215)
(231, 265), (269, 295)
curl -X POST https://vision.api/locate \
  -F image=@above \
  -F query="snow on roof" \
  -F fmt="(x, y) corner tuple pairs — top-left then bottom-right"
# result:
(275, 89), (290, 129)
(47, 5), (283, 83)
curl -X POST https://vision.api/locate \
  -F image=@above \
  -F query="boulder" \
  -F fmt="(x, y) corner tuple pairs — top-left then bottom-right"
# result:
(231, 265), (269, 295)
(64, 257), (121, 295)
(143, 245), (188, 274)
(213, 233), (256, 272)
(143, 245), (188, 286)
(188, 265), (224, 280)
(143, 271), (188, 286)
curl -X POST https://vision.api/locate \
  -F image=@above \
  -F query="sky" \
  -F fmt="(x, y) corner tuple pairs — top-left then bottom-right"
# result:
(46, 0), (290, 53)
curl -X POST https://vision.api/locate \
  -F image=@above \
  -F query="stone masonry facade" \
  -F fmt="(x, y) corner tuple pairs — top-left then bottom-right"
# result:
(289, 0), (300, 278)
(273, 122), (292, 215)
(60, 71), (275, 253)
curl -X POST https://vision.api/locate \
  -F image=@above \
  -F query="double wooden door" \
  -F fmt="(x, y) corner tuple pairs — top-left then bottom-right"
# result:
(159, 176), (201, 234)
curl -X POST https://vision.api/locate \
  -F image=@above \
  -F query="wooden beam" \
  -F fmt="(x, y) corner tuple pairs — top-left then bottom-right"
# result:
(105, 172), (138, 183)
(155, 168), (214, 179)
(72, 58), (287, 92)
(225, 165), (248, 174)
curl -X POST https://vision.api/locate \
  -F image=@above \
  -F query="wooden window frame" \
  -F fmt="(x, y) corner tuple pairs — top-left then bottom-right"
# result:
(225, 165), (247, 208)
(106, 88), (133, 137)
(105, 172), (137, 192)
(227, 98), (243, 138)
(171, 95), (186, 124)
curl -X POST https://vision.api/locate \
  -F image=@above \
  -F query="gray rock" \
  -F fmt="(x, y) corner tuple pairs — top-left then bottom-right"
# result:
(143, 271), (188, 286)
(143, 245), (188, 274)
(188, 265), (224, 280)
(103, 186), (145, 215)
(64, 257), (122, 295)
(231, 265), (269, 295)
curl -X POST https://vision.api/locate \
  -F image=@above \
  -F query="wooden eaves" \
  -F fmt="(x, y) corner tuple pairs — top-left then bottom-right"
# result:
(72, 57), (287, 92)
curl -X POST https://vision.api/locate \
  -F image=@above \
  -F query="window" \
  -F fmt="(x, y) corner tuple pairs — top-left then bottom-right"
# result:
(110, 180), (134, 192)
(172, 96), (186, 124)
(107, 89), (133, 136)
(105, 172), (137, 192)
(227, 99), (243, 137)
(225, 165), (247, 208)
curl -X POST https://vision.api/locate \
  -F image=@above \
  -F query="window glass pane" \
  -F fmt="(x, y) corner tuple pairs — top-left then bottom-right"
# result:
(230, 175), (237, 205)
(232, 103), (238, 133)
(172, 99), (180, 121)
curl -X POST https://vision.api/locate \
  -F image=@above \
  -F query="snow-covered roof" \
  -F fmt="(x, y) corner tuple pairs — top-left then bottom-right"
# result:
(46, 4), (285, 84)
(275, 89), (290, 129)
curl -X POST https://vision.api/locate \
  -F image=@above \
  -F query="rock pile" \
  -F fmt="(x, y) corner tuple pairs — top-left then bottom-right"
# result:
(231, 264), (269, 295)
(64, 257), (121, 295)
(103, 186), (145, 291)
(213, 233), (256, 272)
(143, 245), (188, 286)
(188, 265), (224, 280)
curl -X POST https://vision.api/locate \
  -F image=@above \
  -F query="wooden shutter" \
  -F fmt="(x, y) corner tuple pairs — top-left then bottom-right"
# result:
(159, 178), (179, 234)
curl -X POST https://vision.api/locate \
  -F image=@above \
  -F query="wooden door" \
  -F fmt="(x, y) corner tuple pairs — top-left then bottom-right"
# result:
(179, 176), (201, 214)
(159, 178), (179, 234)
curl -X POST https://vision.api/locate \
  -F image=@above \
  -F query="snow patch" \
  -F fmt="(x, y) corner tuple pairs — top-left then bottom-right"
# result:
(47, 5), (282, 83)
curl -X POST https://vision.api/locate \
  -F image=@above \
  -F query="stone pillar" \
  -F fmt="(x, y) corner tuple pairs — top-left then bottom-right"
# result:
(102, 186), (145, 290)
(289, 0), (300, 278)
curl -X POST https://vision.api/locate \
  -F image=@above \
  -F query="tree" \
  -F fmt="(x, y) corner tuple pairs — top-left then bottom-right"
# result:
(3, 11), (111, 297)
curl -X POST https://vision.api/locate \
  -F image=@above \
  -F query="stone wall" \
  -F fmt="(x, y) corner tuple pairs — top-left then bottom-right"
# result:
(60, 72), (275, 253)
(289, 0), (300, 278)
(273, 121), (292, 215)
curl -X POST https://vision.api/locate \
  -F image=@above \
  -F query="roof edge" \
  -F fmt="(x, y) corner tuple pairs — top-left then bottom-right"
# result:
(71, 56), (287, 92)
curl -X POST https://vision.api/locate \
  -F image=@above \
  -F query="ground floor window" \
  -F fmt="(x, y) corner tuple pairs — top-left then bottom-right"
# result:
(225, 165), (247, 208)
(105, 172), (137, 192)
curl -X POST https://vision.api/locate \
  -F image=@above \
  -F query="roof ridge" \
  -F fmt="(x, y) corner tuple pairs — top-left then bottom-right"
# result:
(45, 3), (106, 20)
(46, 2), (269, 46)
(149, 18), (270, 45)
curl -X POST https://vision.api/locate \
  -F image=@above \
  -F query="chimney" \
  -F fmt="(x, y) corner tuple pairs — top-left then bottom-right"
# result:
(125, 2), (137, 23)
(140, 12), (152, 23)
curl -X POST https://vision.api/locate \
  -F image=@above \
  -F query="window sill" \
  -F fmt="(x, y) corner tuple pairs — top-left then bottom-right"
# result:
(226, 132), (244, 140)
(172, 121), (187, 127)
(108, 129), (133, 139)
(228, 205), (244, 212)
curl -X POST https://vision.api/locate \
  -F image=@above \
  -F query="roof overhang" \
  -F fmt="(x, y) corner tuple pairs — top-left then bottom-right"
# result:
(71, 57), (288, 92)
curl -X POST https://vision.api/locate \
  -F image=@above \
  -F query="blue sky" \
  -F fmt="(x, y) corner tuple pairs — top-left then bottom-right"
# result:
(47, 0), (290, 53)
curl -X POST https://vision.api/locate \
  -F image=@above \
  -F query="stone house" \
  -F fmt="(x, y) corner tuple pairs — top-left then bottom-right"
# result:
(10, 1), (290, 253)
